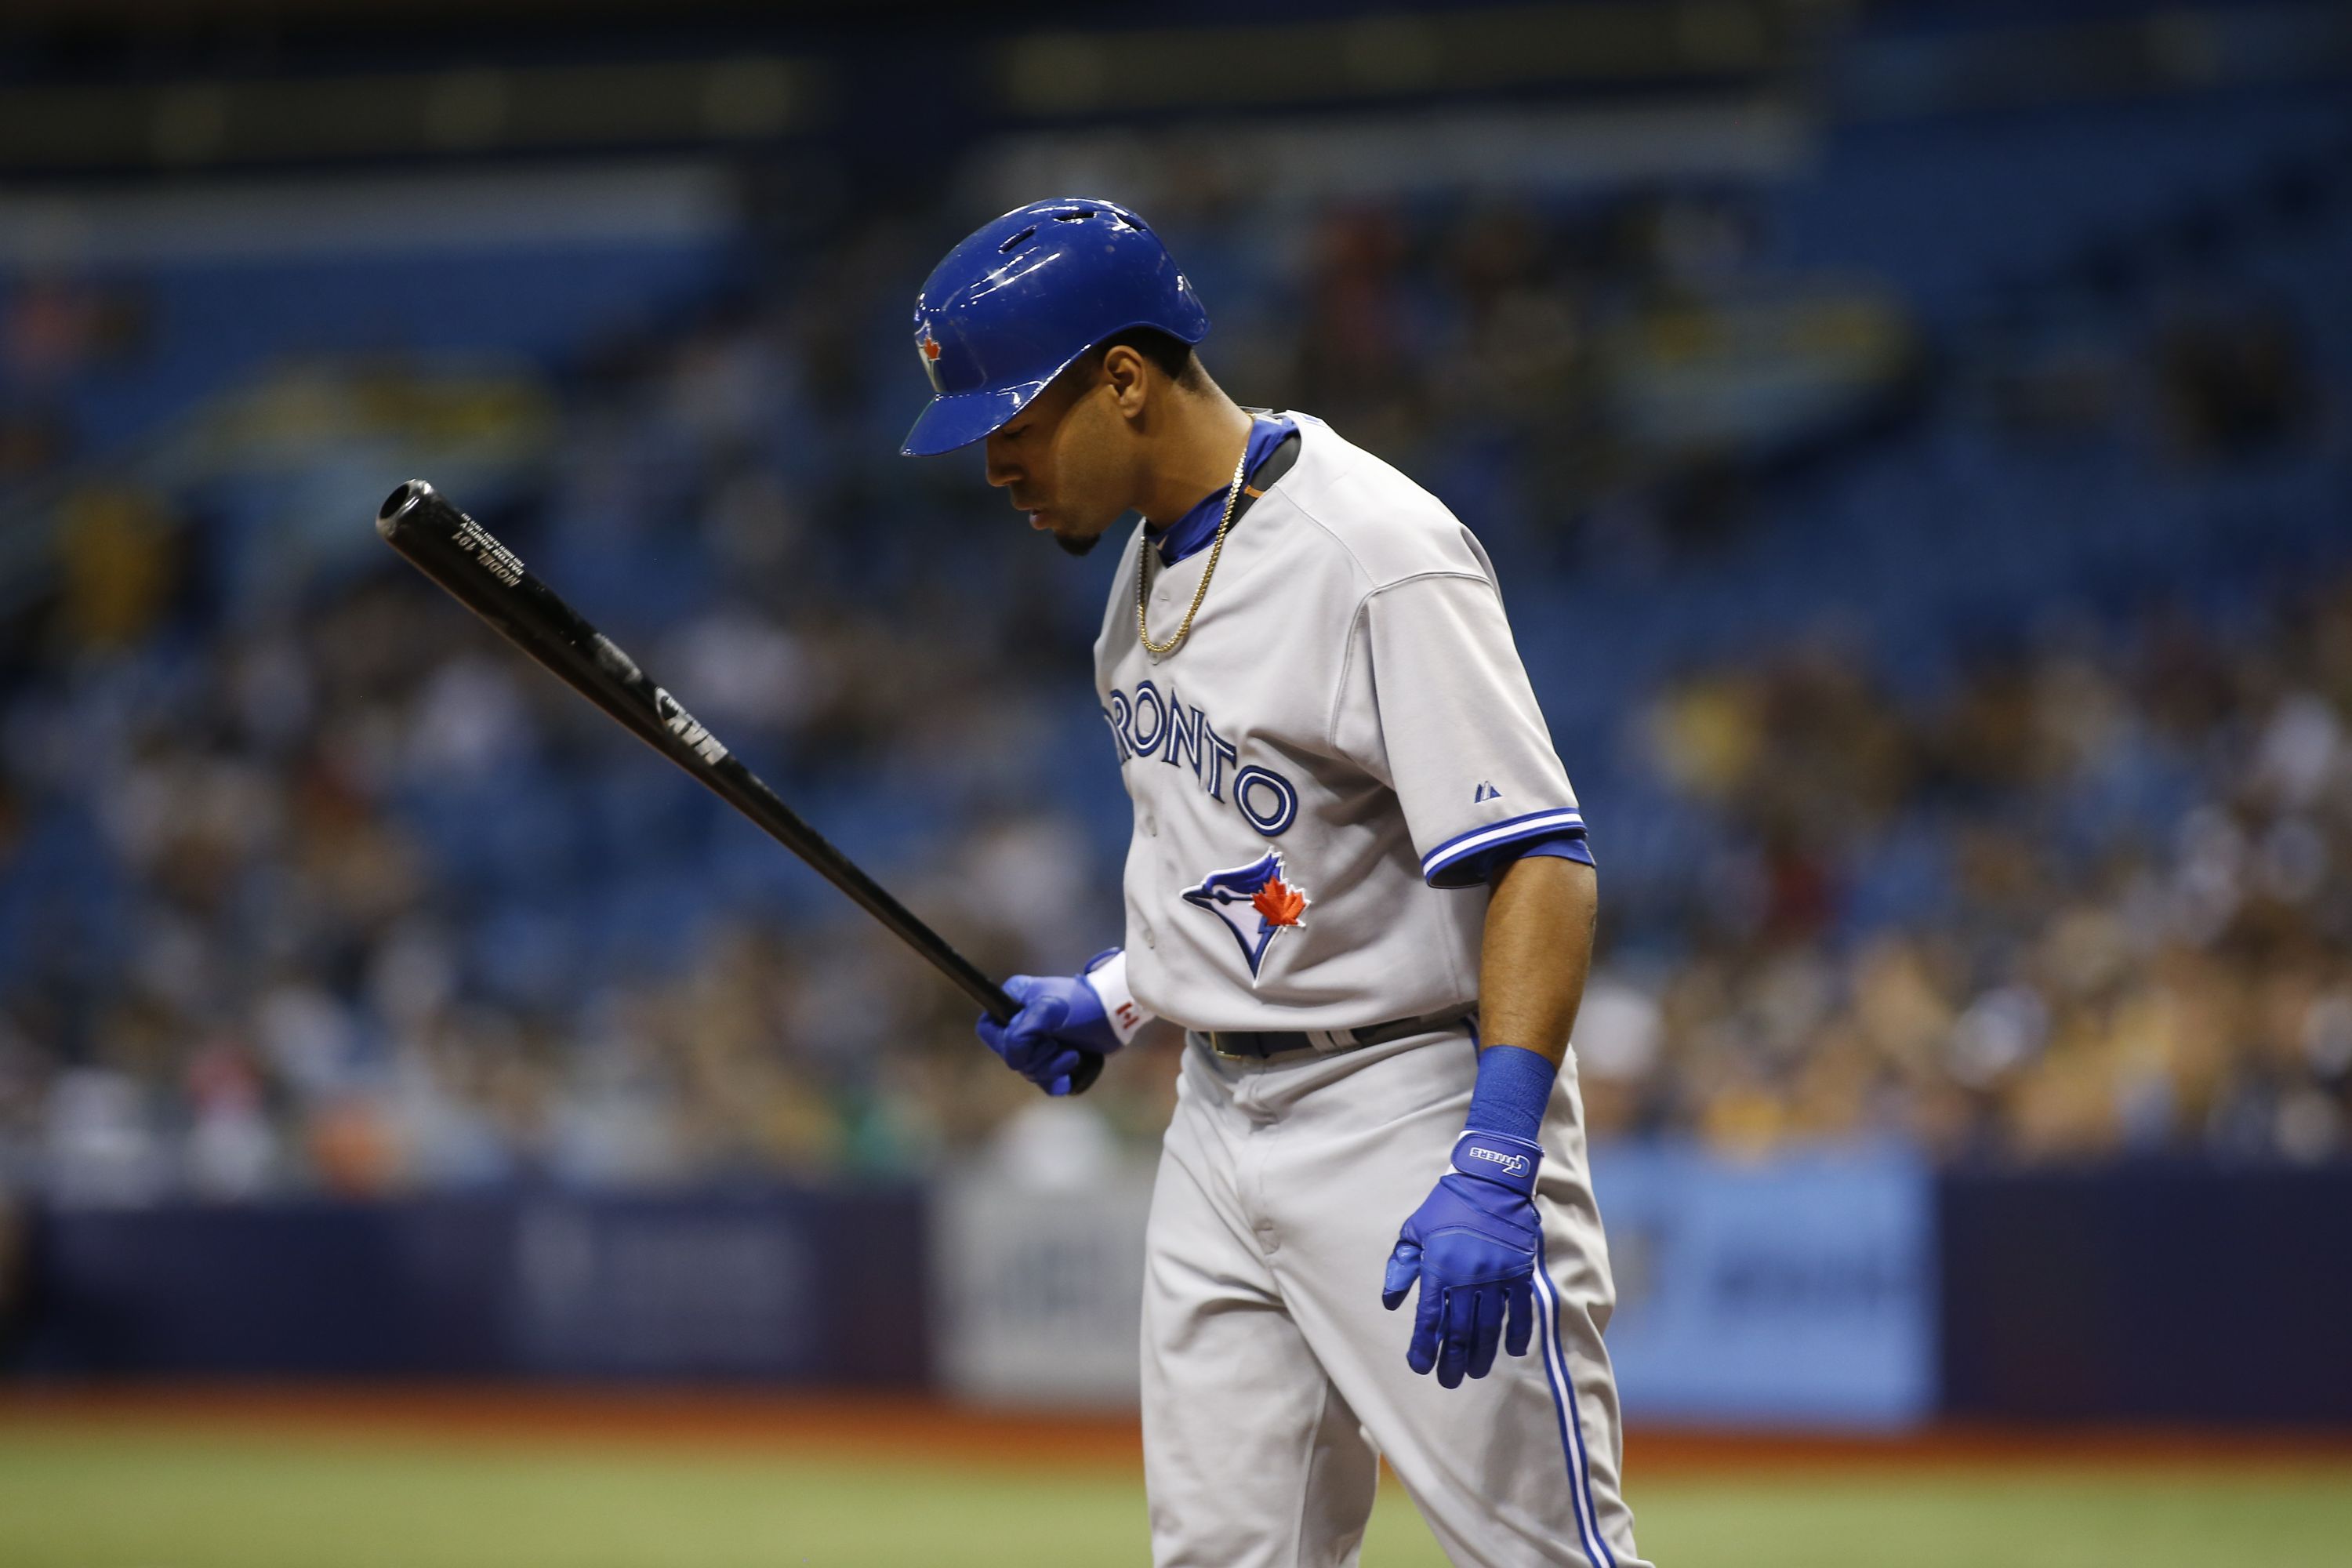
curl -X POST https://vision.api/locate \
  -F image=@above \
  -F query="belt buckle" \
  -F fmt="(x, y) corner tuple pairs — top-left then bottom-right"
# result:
(1206, 1030), (1250, 1061)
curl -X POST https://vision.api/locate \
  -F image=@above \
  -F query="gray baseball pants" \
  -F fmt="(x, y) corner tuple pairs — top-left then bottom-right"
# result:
(1140, 1026), (1649, 1567)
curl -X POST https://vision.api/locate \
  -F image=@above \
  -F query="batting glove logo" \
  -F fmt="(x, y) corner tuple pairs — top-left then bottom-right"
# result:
(1463, 1145), (1531, 1178)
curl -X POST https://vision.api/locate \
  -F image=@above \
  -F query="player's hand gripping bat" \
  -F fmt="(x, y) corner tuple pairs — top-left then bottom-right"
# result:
(375, 480), (1103, 1095)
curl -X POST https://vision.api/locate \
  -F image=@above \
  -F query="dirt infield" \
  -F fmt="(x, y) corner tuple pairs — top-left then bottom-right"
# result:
(3, 1385), (2347, 1477)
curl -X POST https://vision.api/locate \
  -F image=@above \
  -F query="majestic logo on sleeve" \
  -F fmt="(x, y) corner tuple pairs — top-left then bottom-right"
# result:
(1181, 851), (1310, 981)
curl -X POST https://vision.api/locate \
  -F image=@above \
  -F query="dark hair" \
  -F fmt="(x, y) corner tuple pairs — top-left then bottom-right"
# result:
(1096, 326), (1203, 387)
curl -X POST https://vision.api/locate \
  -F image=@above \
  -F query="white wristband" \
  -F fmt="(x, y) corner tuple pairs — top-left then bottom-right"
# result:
(1082, 950), (1151, 1046)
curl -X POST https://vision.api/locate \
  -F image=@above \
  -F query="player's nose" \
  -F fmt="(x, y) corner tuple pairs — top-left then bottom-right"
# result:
(982, 434), (1021, 490)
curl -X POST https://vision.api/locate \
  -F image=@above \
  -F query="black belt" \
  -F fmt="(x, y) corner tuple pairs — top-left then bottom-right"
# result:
(1198, 1006), (1474, 1060)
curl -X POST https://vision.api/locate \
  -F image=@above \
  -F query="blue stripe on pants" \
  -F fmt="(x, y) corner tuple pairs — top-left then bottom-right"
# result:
(1531, 1234), (1615, 1567)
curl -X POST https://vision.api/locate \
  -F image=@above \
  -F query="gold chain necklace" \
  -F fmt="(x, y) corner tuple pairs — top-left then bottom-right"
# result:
(1136, 440), (1250, 658)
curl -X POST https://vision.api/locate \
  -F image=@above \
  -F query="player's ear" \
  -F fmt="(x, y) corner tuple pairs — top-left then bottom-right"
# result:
(1101, 343), (1151, 423)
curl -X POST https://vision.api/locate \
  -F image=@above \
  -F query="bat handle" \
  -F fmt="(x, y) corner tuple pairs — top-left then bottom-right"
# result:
(980, 989), (1105, 1096)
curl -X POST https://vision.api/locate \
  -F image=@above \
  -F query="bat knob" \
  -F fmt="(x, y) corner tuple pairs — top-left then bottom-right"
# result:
(377, 479), (435, 536)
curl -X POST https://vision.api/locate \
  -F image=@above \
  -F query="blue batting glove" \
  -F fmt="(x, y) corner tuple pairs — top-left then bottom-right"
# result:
(975, 971), (1124, 1097)
(1382, 1131), (1544, 1388)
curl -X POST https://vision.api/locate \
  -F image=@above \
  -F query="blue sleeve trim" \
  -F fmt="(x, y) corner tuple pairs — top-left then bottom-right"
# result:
(1421, 808), (1588, 888)
(1082, 947), (1123, 975)
(1438, 832), (1596, 887)
(1513, 834), (1595, 868)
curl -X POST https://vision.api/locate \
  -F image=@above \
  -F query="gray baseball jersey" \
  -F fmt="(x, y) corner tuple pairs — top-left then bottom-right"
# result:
(1090, 411), (1588, 1035)
(1083, 412), (1644, 1567)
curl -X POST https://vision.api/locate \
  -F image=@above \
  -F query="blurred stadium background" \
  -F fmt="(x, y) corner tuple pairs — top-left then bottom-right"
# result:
(2, 0), (2350, 1563)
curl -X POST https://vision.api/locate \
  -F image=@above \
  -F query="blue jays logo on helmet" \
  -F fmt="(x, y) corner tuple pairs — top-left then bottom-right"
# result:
(917, 326), (946, 395)
(1181, 851), (1310, 981)
(900, 198), (1210, 457)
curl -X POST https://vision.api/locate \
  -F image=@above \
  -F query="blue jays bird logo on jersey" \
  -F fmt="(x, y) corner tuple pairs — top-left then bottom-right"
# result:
(1181, 851), (1310, 980)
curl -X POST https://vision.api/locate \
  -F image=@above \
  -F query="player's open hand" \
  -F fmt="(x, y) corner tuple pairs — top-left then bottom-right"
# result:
(975, 973), (1123, 1097)
(1381, 1134), (1544, 1388)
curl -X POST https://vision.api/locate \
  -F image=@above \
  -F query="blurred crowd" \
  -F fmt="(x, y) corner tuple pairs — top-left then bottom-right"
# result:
(1582, 579), (2352, 1163)
(0, 257), (1145, 1203)
(2, 98), (2348, 1201)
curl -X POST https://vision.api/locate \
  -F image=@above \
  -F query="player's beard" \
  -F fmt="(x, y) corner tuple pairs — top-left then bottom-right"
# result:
(1051, 527), (1104, 558)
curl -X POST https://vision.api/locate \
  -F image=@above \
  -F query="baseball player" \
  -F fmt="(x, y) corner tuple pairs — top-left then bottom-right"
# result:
(904, 199), (1645, 1568)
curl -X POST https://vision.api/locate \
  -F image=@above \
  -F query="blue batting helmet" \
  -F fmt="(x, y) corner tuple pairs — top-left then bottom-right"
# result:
(900, 198), (1210, 457)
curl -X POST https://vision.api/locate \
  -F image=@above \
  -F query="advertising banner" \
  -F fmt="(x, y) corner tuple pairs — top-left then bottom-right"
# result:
(930, 1164), (1156, 1409)
(1592, 1142), (1936, 1427)
(18, 1187), (927, 1384)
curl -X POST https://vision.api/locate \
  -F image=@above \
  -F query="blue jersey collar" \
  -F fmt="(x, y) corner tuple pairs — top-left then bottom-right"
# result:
(1146, 414), (1298, 567)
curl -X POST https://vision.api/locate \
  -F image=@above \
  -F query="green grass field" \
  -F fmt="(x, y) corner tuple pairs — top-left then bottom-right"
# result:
(3, 1421), (2349, 1566)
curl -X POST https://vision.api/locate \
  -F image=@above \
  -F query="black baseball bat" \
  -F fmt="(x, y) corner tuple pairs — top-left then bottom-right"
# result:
(374, 479), (1103, 1095)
